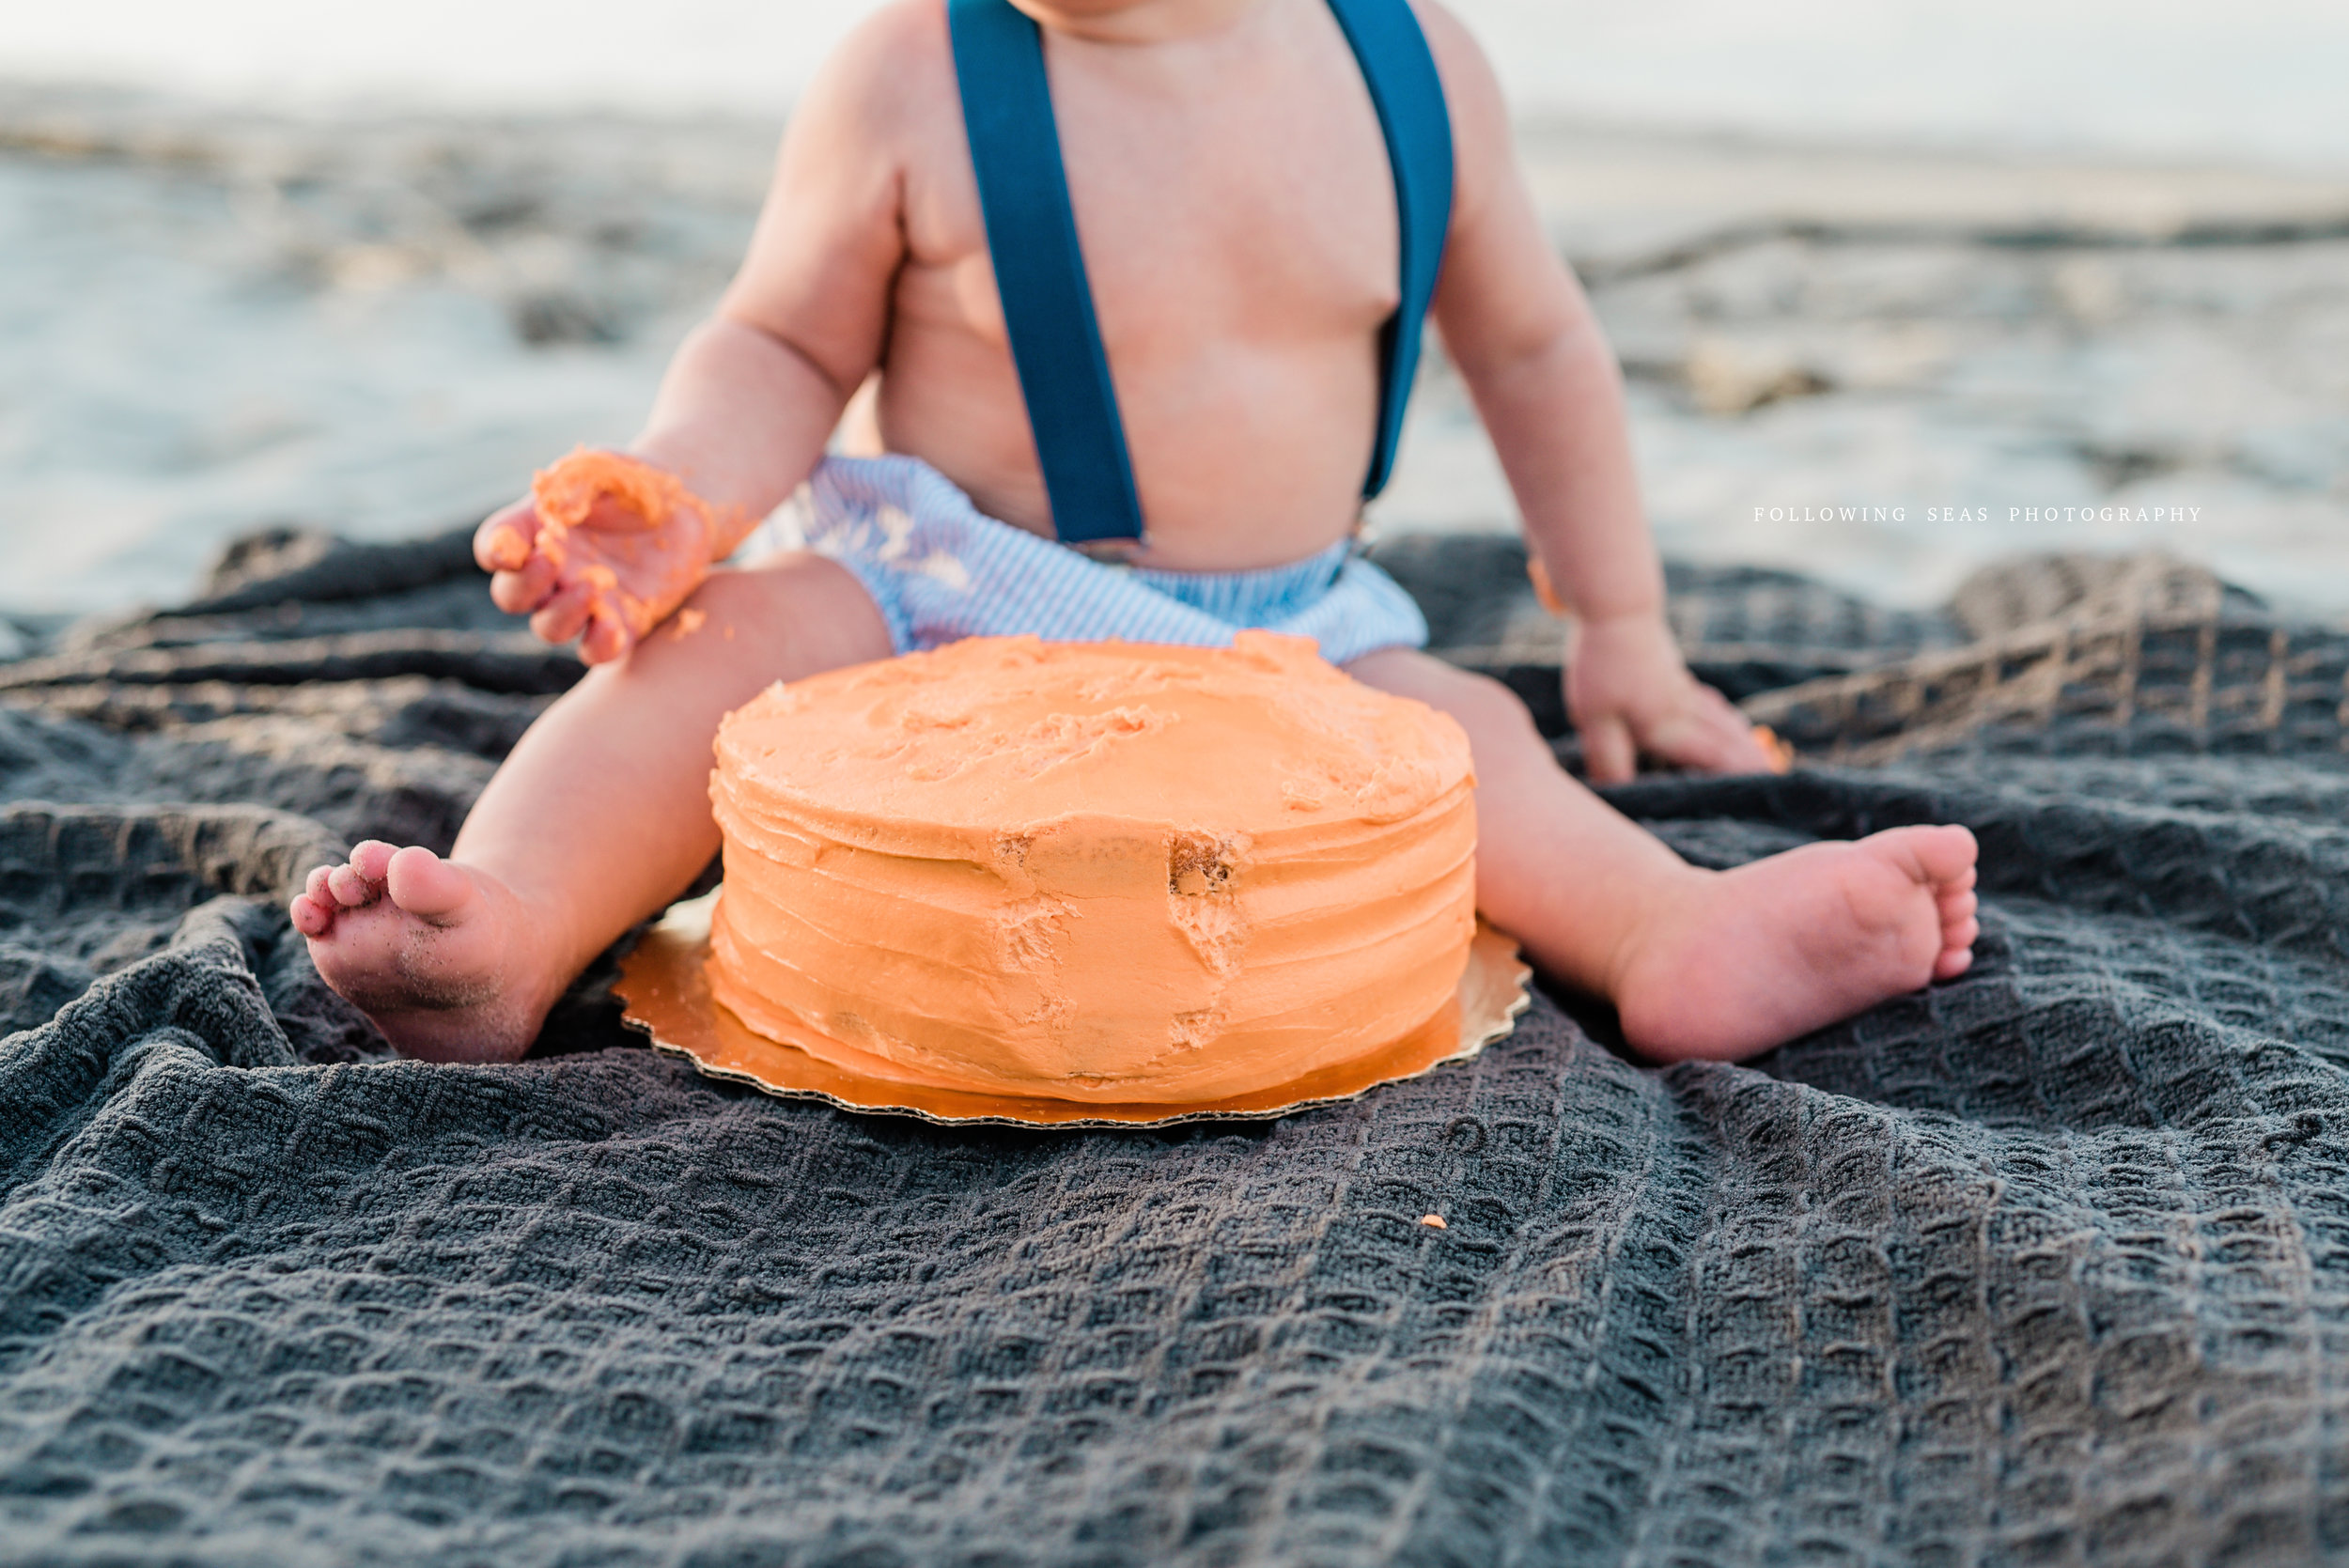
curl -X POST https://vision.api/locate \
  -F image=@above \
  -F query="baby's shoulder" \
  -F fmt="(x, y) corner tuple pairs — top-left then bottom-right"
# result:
(823, 0), (955, 77)
(795, 0), (962, 148)
(1396, 0), (1514, 216)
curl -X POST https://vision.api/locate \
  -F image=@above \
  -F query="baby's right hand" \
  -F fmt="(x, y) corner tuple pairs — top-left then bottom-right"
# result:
(474, 451), (724, 664)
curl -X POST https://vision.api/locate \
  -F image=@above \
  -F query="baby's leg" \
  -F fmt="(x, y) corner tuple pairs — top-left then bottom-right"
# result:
(291, 553), (894, 1062)
(1347, 650), (1978, 1062)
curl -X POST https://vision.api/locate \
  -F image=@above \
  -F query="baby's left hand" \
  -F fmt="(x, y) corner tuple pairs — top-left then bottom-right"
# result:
(1564, 612), (1776, 784)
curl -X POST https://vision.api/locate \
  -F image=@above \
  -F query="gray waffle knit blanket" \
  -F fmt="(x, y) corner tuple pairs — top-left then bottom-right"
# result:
(3, 531), (2345, 1567)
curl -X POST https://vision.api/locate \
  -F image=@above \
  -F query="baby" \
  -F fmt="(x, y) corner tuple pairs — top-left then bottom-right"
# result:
(290, 0), (1978, 1065)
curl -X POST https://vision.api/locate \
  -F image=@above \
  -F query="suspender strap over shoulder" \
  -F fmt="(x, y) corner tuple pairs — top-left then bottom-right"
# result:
(947, 0), (1147, 549)
(1324, 0), (1453, 501)
(945, 0), (1453, 546)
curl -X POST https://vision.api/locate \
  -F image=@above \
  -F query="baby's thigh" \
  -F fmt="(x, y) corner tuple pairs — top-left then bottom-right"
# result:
(1346, 648), (1547, 764)
(670, 551), (895, 682)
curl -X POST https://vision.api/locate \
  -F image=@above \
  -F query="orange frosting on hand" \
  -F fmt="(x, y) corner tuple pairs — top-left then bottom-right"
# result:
(516, 449), (736, 652)
(706, 632), (1480, 1105)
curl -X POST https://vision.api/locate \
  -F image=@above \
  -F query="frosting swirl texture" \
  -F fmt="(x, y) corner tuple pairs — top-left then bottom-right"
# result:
(707, 632), (1477, 1103)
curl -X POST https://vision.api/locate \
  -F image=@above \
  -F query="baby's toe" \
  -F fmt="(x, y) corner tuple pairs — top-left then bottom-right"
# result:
(290, 893), (334, 938)
(1909, 825), (1980, 888)
(326, 862), (380, 907)
(385, 846), (474, 920)
(1934, 897), (1981, 980)
(350, 841), (399, 881)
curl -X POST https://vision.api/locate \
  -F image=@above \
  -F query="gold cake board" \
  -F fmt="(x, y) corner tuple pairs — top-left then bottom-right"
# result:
(615, 890), (1532, 1128)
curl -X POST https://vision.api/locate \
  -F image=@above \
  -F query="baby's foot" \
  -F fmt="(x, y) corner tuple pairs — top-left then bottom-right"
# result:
(289, 841), (553, 1063)
(1611, 825), (1979, 1062)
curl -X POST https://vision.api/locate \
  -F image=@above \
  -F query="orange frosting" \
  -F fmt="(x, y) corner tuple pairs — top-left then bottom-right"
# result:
(706, 632), (1479, 1104)
(486, 449), (735, 648)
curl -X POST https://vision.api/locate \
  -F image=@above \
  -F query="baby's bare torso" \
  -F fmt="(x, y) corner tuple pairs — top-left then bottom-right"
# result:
(731, 0), (1430, 571)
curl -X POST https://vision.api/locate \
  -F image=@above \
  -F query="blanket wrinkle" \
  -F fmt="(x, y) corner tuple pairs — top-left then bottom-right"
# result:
(0, 525), (2346, 1565)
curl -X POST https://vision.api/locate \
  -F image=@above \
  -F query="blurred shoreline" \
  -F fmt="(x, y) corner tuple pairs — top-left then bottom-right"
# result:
(2, 82), (2345, 633)
(12, 0), (2349, 173)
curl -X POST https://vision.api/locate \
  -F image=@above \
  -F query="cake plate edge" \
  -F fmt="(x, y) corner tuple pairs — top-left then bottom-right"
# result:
(614, 890), (1532, 1129)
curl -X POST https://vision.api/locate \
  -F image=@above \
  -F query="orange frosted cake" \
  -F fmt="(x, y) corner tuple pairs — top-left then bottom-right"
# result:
(705, 632), (1478, 1105)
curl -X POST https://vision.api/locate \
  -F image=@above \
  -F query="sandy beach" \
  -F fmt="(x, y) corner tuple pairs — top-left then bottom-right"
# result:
(2, 68), (2346, 634)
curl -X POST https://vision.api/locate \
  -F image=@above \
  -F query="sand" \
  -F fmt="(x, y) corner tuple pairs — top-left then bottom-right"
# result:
(2, 83), (2345, 629)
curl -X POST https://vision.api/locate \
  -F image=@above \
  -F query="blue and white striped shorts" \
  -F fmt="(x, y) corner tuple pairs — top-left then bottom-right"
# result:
(743, 456), (1427, 665)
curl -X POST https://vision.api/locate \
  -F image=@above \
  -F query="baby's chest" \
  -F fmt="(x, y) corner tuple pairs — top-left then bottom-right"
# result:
(905, 66), (1402, 350)
(1070, 80), (1401, 328)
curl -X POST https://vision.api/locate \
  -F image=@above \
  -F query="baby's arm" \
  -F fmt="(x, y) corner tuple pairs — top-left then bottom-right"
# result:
(1416, 5), (1769, 783)
(479, 10), (916, 662)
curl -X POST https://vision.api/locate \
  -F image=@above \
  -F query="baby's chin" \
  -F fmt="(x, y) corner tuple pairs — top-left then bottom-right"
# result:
(1013, 0), (1239, 37)
(1020, 0), (1158, 13)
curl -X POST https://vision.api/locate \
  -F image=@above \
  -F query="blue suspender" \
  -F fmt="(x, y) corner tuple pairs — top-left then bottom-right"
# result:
(947, 0), (1147, 549)
(1324, 0), (1454, 500)
(945, 0), (1453, 549)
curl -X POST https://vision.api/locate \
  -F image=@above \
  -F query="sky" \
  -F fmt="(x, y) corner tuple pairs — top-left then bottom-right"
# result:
(6, 0), (2349, 170)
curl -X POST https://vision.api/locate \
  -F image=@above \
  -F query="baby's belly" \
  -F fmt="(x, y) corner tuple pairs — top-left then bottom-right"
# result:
(872, 325), (1383, 573)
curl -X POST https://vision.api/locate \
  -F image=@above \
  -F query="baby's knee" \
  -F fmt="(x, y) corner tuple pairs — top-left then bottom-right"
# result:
(1418, 662), (1544, 751)
(1350, 648), (1541, 751)
(685, 552), (894, 664)
(1449, 668), (1541, 740)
